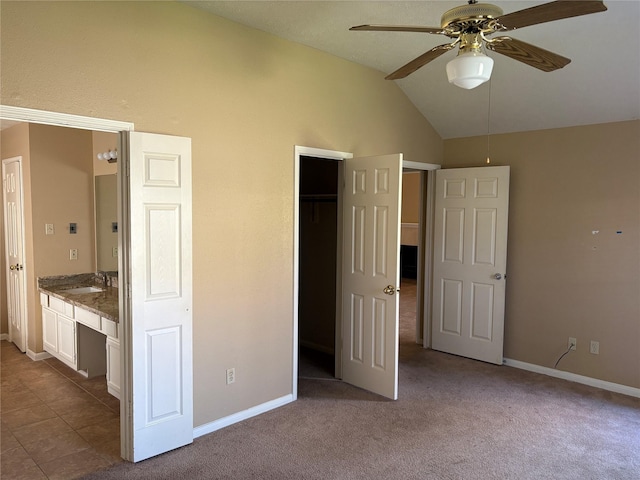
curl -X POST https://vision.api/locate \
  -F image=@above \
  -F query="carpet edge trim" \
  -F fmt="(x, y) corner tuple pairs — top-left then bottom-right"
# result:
(193, 394), (294, 438)
(504, 358), (640, 398)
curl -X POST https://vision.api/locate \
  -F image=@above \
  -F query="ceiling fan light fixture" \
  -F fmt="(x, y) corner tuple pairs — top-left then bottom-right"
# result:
(446, 50), (494, 89)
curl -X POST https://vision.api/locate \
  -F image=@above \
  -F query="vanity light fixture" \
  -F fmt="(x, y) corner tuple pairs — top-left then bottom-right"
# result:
(97, 149), (118, 163)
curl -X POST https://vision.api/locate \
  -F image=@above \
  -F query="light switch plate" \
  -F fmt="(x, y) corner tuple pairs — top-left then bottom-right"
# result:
(45, 224), (54, 235)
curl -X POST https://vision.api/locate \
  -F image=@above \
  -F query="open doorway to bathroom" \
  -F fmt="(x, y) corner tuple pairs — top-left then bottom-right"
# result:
(0, 121), (123, 475)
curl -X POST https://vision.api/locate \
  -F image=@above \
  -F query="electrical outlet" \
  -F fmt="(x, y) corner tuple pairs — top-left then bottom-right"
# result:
(590, 341), (600, 355)
(45, 223), (54, 235)
(226, 368), (236, 385)
(112, 246), (118, 257)
(568, 337), (577, 351)
(69, 249), (78, 260)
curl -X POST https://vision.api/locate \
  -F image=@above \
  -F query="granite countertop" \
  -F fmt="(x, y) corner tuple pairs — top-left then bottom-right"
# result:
(38, 273), (119, 322)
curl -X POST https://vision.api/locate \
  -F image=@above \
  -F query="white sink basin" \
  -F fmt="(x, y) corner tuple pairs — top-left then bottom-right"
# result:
(64, 286), (104, 294)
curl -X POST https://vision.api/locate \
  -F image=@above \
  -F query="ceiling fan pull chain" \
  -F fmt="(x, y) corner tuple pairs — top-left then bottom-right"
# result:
(486, 77), (492, 165)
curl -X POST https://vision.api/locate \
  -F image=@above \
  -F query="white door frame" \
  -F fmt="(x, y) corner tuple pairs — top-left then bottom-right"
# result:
(1, 156), (28, 352)
(293, 146), (352, 399)
(0, 104), (134, 457)
(292, 148), (439, 399)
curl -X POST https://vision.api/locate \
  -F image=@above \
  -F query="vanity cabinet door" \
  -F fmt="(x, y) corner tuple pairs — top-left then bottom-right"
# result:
(106, 337), (121, 399)
(57, 315), (77, 368)
(42, 307), (58, 353)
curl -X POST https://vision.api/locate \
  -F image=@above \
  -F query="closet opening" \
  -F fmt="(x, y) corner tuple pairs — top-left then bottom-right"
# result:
(297, 156), (340, 380)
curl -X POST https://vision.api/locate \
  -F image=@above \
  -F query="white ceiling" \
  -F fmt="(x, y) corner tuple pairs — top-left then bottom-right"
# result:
(183, 1), (640, 139)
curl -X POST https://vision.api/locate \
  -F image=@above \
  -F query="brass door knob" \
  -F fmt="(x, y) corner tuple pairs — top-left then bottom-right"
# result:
(383, 285), (399, 295)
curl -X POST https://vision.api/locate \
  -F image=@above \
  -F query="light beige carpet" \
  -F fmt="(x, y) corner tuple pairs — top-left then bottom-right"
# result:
(86, 345), (640, 479)
(85, 280), (640, 479)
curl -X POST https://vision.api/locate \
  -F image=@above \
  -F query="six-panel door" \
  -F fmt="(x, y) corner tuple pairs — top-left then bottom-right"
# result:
(431, 166), (510, 365)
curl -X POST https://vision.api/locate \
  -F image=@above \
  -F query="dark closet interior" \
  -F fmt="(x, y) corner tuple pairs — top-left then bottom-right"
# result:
(298, 156), (339, 378)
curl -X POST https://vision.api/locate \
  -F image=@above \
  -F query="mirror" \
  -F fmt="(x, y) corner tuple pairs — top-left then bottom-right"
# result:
(95, 174), (118, 271)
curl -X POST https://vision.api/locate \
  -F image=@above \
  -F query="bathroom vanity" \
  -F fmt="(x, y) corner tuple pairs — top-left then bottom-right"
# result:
(38, 273), (120, 399)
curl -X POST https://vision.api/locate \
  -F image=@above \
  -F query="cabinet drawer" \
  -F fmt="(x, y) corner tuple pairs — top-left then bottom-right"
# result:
(75, 307), (101, 331)
(102, 318), (118, 339)
(49, 296), (74, 318)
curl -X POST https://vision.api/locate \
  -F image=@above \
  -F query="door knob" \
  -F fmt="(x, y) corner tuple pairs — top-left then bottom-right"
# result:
(9, 265), (15, 271)
(493, 273), (503, 280)
(383, 285), (399, 295)
(9, 264), (22, 271)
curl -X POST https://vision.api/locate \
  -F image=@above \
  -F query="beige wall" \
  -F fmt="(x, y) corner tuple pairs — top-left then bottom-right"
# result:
(401, 172), (421, 224)
(30, 124), (96, 278)
(443, 121), (640, 389)
(0, 124), (97, 350)
(1, 1), (443, 426)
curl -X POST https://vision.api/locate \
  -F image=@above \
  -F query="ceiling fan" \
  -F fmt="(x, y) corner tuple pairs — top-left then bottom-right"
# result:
(350, 0), (607, 89)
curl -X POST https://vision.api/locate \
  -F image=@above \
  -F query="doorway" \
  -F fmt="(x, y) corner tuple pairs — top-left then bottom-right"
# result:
(297, 156), (340, 380)
(297, 166), (424, 380)
(400, 171), (421, 346)
(1, 106), (195, 463)
(0, 120), (122, 444)
(294, 147), (439, 399)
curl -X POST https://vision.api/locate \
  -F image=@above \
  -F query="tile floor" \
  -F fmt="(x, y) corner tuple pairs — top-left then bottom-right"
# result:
(1, 340), (122, 479)
(1, 279), (417, 479)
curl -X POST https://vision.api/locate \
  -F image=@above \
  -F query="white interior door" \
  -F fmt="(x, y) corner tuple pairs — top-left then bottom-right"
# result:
(2, 157), (26, 353)
(431, 166), (510, 364)
(342, 154), (402, 400)
(123, 132), (193, 462)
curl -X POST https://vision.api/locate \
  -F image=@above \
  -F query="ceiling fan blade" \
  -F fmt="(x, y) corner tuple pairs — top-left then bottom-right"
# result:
(386, 43), (455, 80)
(497, 0), (607, 30)
(487, 37), (571, 72)
(350, 24), (444, 34)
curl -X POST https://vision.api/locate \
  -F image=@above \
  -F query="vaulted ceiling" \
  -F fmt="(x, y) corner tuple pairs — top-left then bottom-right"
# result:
(183, 1), (640, 139)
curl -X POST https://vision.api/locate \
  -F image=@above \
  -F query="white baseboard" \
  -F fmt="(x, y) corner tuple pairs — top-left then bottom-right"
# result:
(0, 333), (8, 341)
(503, 358), (640, 398)
(193, 394), (294, 439)
(27, 349), (53, 361)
